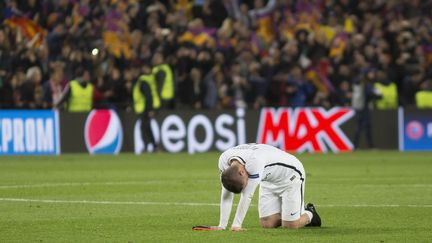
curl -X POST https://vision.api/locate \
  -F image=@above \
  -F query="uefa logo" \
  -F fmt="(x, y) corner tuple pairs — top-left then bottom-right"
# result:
(84, 109), (123, 154)
(405, 120), (424, 140)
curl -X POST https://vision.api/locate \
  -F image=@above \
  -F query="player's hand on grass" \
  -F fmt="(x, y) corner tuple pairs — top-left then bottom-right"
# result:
(230, 226), (245, 232)
(192, 225), (225, 231)
(210, 226), (225, 230)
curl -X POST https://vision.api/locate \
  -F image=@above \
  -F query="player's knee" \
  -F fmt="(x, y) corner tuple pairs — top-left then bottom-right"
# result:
(282, 220), (302, 229)
(260, 217), (280, 228)
(260, 220), (278, 228)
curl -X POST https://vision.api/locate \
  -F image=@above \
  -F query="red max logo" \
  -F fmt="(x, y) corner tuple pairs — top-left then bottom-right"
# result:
(257, 107), (355, 153)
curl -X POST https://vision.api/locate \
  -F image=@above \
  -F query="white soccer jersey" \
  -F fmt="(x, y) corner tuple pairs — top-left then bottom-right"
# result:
(217, 143), (305, 229)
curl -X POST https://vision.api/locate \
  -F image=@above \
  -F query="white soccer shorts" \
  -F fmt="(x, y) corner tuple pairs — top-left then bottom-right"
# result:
(258, 170), (305, 221)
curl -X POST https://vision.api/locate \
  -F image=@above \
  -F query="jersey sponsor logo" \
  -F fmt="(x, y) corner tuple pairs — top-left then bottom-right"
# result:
(84, 109), (123, 154)
(0, 110), (60, 155)
(257, 107), (354, 153)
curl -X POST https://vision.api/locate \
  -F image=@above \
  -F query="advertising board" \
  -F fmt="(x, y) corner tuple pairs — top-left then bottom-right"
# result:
(399, 108), (432, 151)
(0, 110), (60, 155)
(58, 107), (398, 154)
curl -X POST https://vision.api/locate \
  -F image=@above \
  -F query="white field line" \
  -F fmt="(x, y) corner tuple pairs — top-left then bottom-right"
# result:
(0, 198), (219, 206)
(316, 184), (432, 188)
(0, 198), (432, 208)
(0, 181), (167, 189)
(1, 181), (431, 189)
(322, 178), (432, 182)
(354, 184), (432, 188)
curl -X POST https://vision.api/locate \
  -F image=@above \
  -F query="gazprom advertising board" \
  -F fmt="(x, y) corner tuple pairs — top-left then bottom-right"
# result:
(0, 110), (60, 155)
(399, 108), (432, 151)
(0, 107), (401, 155)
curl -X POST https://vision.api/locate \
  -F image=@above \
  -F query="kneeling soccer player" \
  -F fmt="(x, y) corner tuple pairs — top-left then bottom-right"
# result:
(213, 143), (321, 231)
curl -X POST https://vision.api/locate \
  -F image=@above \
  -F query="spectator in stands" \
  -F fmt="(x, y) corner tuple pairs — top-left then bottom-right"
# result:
(42, 65), (64, 109)
(109, 67), (133, 111)
(329, 64), (352, 106)
(401, 69), (425, 107)
(217, 69), (233, 109)
(332, 79), (352, 107)
(0, 28), (10, 79)
(0, 74), (15, 109)
(247, 62), (267, 108)
(96, 66), (120, 109)
(183, 67), (205, 109)
(202, 65), (220, 109)
(9, 70), (26, 108)
(118, 67), (136, 111)
(229, 61), (249, 108)
(281, 65), (313, 107)
(20, 66), (43, 109)
(201, 0), (227, 28)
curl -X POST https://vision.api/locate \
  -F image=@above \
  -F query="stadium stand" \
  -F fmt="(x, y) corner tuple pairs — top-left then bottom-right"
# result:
(0, 0), (431, 110)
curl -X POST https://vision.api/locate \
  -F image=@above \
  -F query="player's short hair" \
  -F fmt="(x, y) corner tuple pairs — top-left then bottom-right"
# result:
(221, 166), (244, 194)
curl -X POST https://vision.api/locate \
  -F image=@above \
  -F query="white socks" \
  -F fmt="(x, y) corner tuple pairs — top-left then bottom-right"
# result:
(305, 210), (313, 223)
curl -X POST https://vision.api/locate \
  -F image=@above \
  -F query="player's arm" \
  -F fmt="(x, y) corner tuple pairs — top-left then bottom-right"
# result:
(231, 178), (260, 230)
(218, 184), (234, 229)
(192, 184), (231, 231)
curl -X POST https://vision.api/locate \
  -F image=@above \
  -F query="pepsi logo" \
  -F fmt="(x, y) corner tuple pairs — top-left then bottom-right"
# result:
(406, 120), (423, 140)
(84, 109), (123, 154)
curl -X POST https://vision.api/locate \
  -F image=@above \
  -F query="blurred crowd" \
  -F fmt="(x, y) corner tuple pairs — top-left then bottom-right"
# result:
(0, 0), (432, 111)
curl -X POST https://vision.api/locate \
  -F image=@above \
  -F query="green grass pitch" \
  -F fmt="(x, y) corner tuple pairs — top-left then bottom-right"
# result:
(0, 151), (431, 242)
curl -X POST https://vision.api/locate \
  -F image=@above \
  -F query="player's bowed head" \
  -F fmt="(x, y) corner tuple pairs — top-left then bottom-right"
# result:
(221, 160), (248, 194)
